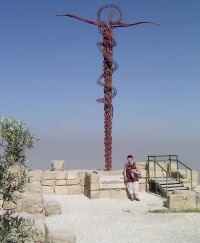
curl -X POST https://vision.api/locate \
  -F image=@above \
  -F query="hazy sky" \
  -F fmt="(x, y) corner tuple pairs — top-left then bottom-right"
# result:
(1, 0), (200, 173)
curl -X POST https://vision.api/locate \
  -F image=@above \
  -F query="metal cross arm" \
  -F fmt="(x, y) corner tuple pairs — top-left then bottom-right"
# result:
(56, 14), (159, 28)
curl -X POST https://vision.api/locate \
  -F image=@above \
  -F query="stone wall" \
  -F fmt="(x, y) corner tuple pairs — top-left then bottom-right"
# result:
(26, 161), (150, 199)
(29, 170), (84, 195)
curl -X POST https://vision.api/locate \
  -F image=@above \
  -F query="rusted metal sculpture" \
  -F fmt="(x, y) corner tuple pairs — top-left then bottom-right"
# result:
(57, 4), (158, 170)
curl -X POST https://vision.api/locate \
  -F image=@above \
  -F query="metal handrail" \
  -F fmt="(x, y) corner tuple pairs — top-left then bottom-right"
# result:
(170, 159), (193, 190)
(170, 159), (192, 170)
(147, 159), (170, 196)
(148, 160), (168, 172)
(148, 155), (178, 181)
(148, 155), (178, 158)
(147, 155), (193, 196)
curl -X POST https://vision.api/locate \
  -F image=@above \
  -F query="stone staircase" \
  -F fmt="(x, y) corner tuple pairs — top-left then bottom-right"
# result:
(150, 178), (188, 197)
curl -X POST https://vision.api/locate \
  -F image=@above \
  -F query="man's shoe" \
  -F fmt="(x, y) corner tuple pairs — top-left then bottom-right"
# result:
(135, 198), (140, 201)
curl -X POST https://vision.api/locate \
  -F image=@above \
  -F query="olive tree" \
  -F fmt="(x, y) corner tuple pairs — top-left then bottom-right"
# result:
(0, 117), (40, 242)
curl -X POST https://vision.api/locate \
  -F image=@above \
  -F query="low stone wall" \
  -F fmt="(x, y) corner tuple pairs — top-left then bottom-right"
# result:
(27, 161), (150, 199)
(29, 169), (84, 195)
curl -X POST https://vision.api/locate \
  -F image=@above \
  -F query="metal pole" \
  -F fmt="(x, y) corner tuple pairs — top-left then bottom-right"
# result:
(147, 156), (150, 183)
(169, 155), (171, 177)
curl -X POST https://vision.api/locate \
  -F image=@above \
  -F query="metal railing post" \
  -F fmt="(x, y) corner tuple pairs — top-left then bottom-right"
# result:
(147, 156), (150, 184)
(154, 156), (158, 193)
(166, 170), (168, 196)
(154, 156), (156, 181)
(169, 155), (172, 177)
(176, 159), (179, 181)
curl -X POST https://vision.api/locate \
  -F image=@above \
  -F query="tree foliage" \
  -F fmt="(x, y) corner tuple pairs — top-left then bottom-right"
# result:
(0, 117), (40, 242)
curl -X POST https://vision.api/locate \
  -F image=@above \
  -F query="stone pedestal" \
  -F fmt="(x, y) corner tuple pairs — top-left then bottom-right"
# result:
(51, 160), (65, 171)
(167, 190), (197, 210)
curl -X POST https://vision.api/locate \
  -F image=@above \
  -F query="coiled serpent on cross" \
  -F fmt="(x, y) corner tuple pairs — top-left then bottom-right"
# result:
(96, 4), (122, 115)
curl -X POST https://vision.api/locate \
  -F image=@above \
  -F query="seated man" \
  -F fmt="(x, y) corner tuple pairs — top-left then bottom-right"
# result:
(124, 155), (140, 201)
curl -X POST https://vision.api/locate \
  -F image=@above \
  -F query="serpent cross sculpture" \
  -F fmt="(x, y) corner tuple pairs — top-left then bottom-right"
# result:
(57, 4), (158, 171)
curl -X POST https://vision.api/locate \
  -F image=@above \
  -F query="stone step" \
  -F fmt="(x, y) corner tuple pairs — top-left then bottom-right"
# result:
(160, 186), (188, 192)
(159, 182), (179, 185)
(157, 184), (188, 197)
(161, 184), (184, 188)
(166, 187), (188, 191)
(150, 178), (178, 184)
(150, 177), (175, 180)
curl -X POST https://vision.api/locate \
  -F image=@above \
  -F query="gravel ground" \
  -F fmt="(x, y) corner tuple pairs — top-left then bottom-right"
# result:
(44, 193), (200, 243)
